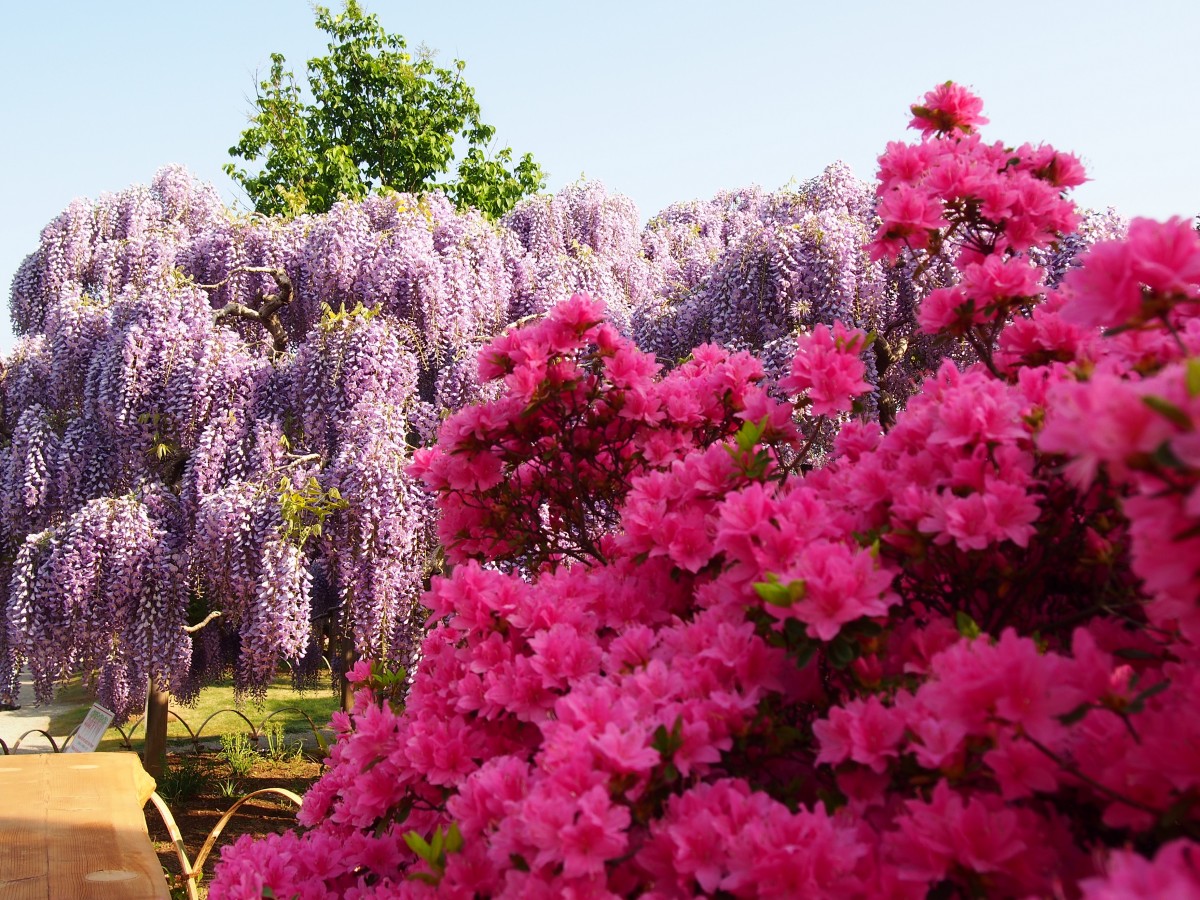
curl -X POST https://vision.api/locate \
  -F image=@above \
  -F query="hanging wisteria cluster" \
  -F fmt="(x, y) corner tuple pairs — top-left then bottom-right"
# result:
(502, 180), (656, 334)
(0, 151), (1119, 720)
(635, 164), (886, 362)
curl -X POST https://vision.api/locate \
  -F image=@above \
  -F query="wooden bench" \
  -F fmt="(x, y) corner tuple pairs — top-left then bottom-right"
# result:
(0, 753), (167, 899)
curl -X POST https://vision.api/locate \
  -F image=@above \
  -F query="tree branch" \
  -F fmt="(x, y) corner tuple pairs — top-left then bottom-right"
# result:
(183, 611), (222, 634)
(284, 452), (321, 464)
(203, 266), (295, 356)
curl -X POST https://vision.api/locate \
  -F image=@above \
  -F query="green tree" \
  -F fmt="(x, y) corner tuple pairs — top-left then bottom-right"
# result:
(226, 1), (545, 219)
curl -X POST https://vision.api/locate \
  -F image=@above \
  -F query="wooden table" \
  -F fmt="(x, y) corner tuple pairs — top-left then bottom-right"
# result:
(0, 753), (167, 899)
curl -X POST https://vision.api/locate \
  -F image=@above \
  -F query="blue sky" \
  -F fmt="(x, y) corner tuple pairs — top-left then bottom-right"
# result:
(3, 1), (1198, 354)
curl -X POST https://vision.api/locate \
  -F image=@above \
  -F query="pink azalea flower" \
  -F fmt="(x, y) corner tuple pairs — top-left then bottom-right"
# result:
(984, 734), (1062, 800)
(1081, 840), (1200, 899)
(874, 184), (947, 246)
(1126, 216), (1200, 296)
(917, 286), (973, 335)
(781, 321), (873, 416)
(556, 786), (631, 879)
(528, 623), (602, 689)
(889, 782), (1025, 883)
(908, 81), (989, 136)
(590, 723), (660, 774)
(814, 695), (905, 773)
(766, 539), (898, 641)
(958, 255), (1046, 307)
(1061, 240), (1143, 329)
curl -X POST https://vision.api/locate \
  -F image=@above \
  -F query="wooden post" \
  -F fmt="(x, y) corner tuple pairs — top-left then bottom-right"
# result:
(143, 675), (170, 781)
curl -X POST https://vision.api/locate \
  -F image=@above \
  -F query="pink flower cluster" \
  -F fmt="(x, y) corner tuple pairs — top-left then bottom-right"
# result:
(908, 81), (989, 137)
(210, 85), (1200, 899)
(873, 81), (1086, 378)
(779, 320), (874, 416)
(410, 292), (798, 572)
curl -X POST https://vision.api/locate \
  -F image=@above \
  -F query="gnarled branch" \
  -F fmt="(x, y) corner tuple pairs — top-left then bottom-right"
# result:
(202, 266), (295, 356)
(183, 610), (222, 634)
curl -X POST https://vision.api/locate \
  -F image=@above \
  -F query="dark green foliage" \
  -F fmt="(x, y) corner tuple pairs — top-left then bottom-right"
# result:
(157, 757), (211, 803)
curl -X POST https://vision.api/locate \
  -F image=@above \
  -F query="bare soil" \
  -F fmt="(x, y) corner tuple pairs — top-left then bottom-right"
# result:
(146, 749), (324, 898)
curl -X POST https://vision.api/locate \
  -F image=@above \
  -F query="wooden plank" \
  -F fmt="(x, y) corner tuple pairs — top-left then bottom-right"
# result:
(0, 754), (50, 900)
(0, 754), (167, 900)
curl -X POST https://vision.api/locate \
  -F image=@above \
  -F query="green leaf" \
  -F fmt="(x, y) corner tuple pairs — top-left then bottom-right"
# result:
(404, 830), (432, 862)
(1127, 679), (1171, 714)
(815, 787), (848, 814)
(851, 619), (884, 637)
(734, 417), (767, 453)
(1058, 702), (1093, 725)
(651, 724), (670, 755)
(954, 611), (982, 640)
(444, 822), (463, 855)
(827, 637), (857, 670)
(793, 640), (817, 669)
(1152, 441), (1189, 471)
(1187, 358), (1200, 398)
(753, 575), (805, 608)
(393, 798), (412, 825)
(782, 618), (809, 642)
(754, 579), (791, 608)
(1142, 395), (1193, 430)
(1113, 647), (1160, 661)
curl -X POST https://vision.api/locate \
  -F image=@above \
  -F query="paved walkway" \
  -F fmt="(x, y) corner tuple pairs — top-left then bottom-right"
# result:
(0, 671), (80, 752)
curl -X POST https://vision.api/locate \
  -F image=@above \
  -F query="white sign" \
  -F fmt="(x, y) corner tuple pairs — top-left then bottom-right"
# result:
(66, 704), (115, 753)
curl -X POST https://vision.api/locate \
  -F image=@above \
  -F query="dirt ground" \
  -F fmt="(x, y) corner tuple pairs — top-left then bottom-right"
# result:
(147, 749), (325, 898)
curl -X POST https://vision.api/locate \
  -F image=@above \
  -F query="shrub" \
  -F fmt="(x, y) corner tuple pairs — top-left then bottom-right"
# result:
(209, 84), (1200, 899)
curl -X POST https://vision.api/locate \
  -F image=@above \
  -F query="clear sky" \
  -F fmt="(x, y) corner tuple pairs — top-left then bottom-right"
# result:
(3, 1), (1198, 354)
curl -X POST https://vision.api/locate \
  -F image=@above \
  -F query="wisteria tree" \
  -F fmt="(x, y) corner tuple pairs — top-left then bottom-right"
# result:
(1, 171), (522, 771)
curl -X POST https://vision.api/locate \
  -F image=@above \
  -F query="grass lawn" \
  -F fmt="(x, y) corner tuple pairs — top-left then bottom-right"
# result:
(48, 673), (340, 753)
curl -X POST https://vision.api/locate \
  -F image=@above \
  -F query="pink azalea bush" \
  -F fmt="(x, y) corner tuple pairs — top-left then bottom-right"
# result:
(210, 85), (1200, 898)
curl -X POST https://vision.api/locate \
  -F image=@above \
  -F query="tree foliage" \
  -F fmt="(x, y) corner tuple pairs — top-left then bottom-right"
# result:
(225, 1), (545, 219)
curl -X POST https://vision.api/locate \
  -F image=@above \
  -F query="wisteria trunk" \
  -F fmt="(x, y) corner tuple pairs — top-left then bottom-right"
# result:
(143, 676), (170, 780)
(338, 628), (358, 713)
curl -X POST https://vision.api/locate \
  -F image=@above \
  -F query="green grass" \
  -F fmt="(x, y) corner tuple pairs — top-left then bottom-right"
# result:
(36, 677), (98, 739)
(47, 673), (340, 753)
